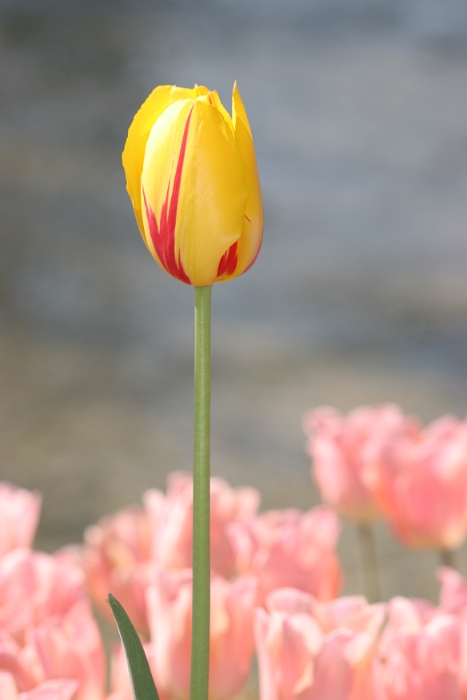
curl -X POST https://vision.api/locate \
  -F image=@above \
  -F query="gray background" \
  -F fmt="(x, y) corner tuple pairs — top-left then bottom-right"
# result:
(1, 0), (466, 605)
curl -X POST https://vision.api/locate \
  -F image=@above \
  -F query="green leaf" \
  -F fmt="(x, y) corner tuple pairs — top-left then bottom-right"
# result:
(108, 593), (160, 700)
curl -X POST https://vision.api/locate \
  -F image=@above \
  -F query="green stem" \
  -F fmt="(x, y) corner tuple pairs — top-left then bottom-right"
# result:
(190, 285), (212, 700)
(356, 523), (380, 603)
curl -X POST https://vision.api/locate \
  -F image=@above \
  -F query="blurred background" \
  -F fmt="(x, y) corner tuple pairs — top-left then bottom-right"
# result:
(0, 0), (466, 602)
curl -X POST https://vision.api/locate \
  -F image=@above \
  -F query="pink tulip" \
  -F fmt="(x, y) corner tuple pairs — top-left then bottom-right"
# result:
(145, 569), (257, 700)
(25, 600), (106, 700)
(144, 472), (260, 578)
(255, 588), (383, 700)
(365, 415), (467, 550)
(303, 406), (411, 524)
(0, 549), (85, 643)
(84, 506), (151, 634)
(0, 483), (42, 558)
(83, 474), (259, 636)
(375, 597), (463, 700)
(0, 546), (104, 700)
(231, 506), (342, 604)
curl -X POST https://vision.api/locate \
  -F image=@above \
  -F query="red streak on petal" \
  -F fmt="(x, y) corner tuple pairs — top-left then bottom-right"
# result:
(143, 108), (193, 284)
(217, 241), (238, 278)
(243, 230), (263, 273)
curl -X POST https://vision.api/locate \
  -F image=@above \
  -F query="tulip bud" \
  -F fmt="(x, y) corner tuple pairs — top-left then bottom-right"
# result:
(122, 83), (263, 286)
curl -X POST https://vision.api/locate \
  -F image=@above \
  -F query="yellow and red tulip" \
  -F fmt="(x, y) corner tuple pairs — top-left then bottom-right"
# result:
(122, 83), (263, 287)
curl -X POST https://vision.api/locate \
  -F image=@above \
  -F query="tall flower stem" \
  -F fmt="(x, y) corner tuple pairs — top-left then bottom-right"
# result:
(356, 523), (380, 603)
(190, 285), (212, 700)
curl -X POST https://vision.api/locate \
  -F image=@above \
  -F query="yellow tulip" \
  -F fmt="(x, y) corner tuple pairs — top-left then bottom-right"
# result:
(122, 83), (263, 287)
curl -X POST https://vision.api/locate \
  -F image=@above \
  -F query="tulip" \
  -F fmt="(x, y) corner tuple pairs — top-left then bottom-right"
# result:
(144, 471), (260, 577)
(0, 545), (105, 700)
(364, 415), (467, 551)
(83, 506), (152, 635)
(231, 506), (342, 605)
(122, 83), (263, 286)
(302, 406), (409, 524)
(0, 483), (42, 559)
(26, 600), (106, 700)
(375, 597), (463, 700)
(145, 569), (257, 700)
(255, 588), (383, 700)
(0, 549), (85, 643)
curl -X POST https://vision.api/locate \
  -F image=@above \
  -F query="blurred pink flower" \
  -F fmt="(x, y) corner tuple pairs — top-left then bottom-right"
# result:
(0, 483), (42, 558)
(231, 506), (342, 605)
(302, 405), (410, 524)
(0, 546), (105, 700)
(255, 587), (383, 700)
(144, 472), (260, 578)
(144, 569), (257, 700)
(25, 600), (106, 700)
(83, 473), (260, 637)
(0, 549), (85, 643)
(84, 506), (151, 634)
(375, 596), (463, 700)
(365, 415), (467, 550)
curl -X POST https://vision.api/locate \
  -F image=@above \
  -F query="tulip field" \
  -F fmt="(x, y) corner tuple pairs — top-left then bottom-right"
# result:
(1, 405), (467, 699)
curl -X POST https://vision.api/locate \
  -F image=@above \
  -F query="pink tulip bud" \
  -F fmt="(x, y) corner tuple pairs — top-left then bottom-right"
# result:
(303, 405), (410, 524)
(0, 483), (42, 558)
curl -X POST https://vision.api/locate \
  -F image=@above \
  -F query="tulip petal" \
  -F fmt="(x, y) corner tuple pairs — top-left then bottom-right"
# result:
(122, 85), (172, 237)
(230, 82), (263, 280)
(142, 95), (248, 286)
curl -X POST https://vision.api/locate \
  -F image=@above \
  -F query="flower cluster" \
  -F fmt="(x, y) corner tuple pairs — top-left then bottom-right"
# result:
(256, 570), (467, 699)
(0, 485), (105, 700)
(85, 473), (342, 699)
(1, 405), (466, 700)
(303, 406), (467, 552)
